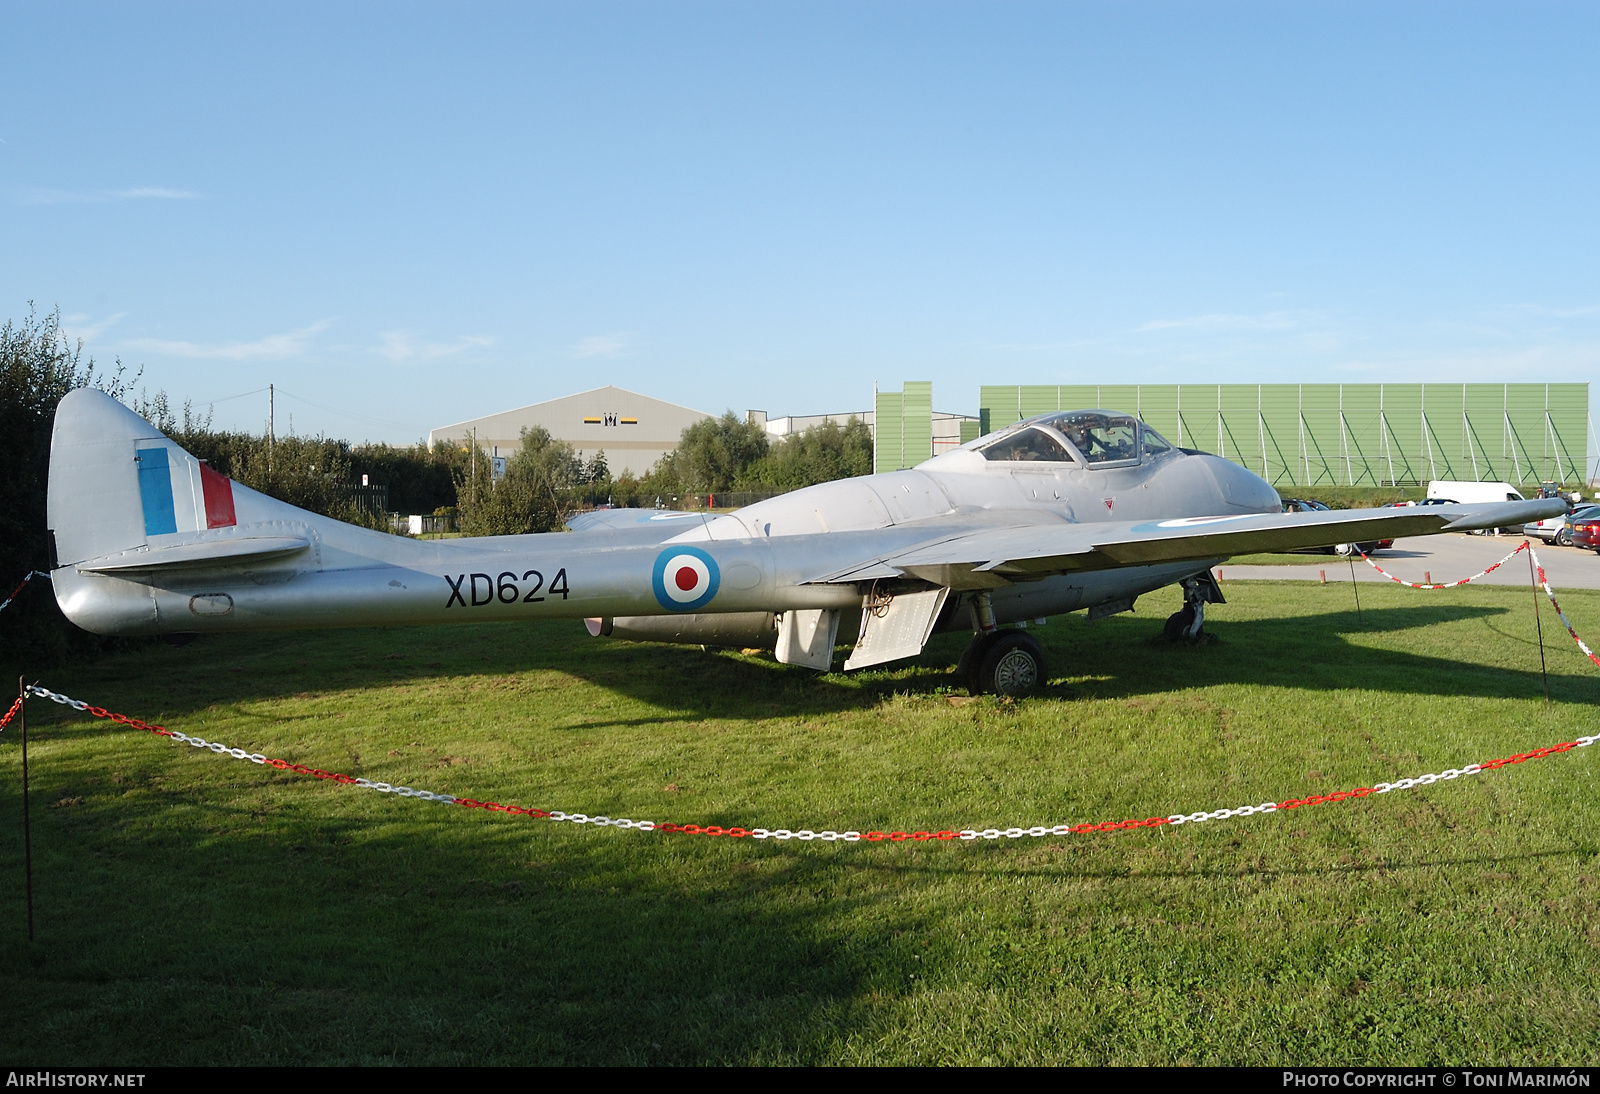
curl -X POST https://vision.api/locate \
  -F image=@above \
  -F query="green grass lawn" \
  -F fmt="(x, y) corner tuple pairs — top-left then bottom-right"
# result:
(1222, 552), (1343, 565)
(2, 580), (1598, 1065)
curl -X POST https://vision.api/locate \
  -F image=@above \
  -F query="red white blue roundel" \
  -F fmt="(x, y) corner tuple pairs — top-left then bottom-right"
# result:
(652, 546), (720, 611)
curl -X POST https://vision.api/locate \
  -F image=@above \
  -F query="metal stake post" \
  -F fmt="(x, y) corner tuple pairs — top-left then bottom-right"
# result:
(1529, 549), (1551, 706)
(19, 676), (33, 942)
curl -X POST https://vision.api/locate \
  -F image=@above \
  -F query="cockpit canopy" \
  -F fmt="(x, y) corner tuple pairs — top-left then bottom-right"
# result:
(975, 410), (1174, 468)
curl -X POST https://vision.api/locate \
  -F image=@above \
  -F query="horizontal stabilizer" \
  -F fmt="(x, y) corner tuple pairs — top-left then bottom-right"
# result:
(77, 535), (311, 573)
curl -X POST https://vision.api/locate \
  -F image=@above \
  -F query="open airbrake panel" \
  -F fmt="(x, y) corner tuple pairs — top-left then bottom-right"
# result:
(843, 587), (950, 671)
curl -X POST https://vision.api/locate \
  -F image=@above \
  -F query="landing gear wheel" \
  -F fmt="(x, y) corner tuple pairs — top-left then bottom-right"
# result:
(976, 631), (1048, 698)
(957, 631), (998, 693)
(1163, 606), (1197, 642)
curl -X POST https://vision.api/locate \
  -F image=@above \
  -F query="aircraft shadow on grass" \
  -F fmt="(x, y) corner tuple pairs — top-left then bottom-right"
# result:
(38, 597), (1598, 738)
(9, 613), (1596, 1063)
(0, 772), (938, 1064)
(6, 679), (1592, 1067)
(555, 600), (1599, 712)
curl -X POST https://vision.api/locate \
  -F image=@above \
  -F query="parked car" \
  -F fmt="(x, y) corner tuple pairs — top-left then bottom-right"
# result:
(1564, 506), (1600, 552)
(1527, 502), (1596, 546)
(1283, 498), (1391, 553)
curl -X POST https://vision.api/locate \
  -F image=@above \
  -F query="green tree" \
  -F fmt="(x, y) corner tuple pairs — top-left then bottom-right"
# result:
(736, 417), (873, 491)
(1, 305), (139, 662)
(351, 440), (468, 516)
(456, 426), (578, 535)
(131, 389), (387, 529)
(655, 411), (769, 493)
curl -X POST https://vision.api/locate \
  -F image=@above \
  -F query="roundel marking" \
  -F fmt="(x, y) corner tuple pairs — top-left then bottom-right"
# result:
(652, 546), (720, 611)
(1129, 514), (1258, 534)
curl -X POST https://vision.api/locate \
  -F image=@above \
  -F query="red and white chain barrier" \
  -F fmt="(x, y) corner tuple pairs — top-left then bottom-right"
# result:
(0, 570), (47, 615)
(12, 684), (1597, 844)
(1357, 538), (1600, 669)
(1530, 544), (1600, 669)
(1358, 540), (1528, 589)
(6, 543), (1598, 844)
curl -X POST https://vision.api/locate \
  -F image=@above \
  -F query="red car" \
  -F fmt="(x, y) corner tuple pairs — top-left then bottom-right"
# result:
(1285, 498), (1393, 553)
(1572, 513), (1600, 552)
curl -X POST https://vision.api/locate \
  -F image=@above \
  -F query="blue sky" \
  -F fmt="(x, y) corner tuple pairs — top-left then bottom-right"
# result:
(4, 2), (1597, 443)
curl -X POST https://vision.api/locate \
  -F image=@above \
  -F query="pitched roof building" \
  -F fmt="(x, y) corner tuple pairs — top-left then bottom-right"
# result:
(429, 386), (713, 478)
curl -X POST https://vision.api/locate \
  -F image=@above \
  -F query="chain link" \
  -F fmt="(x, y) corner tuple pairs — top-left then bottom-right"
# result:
(0, 570), (48, 615)
(15, 679), (1597, 845)
(1357, 540), (1527, 589)
(1527, 543), (1600, 668)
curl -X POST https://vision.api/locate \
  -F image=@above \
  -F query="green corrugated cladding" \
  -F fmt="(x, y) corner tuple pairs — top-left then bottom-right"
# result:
(1177, 385), (1220, 453)
(874, 391), (902, 474)
(903, 381), (933, 467)
(959, 420), (981, 444)
(1136, 385), (1181, 446)
(874, 382), (934, 472)
(977, 384), (1590, 486)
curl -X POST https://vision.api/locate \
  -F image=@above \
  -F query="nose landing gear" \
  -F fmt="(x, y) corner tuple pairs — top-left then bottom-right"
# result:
(1164, 571), (1224, 643)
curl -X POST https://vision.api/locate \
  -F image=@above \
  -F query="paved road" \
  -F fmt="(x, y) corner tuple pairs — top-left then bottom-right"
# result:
(1217, 534), (1600, 589)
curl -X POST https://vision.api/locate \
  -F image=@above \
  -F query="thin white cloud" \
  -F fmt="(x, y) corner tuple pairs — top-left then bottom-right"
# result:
(378, 331), (494, 363)
(123, 319), (333, 361)
(112, 187), (202, 200)
(13, 186), (203, 205)
(61, 312), (127, 343)
(572, 332), (635, 358)
(1500, 302), (1600, 320)
(1134, 311), (1310, 334)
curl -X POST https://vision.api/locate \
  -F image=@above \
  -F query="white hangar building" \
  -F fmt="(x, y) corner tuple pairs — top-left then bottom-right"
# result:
(429, 386), (713, 478)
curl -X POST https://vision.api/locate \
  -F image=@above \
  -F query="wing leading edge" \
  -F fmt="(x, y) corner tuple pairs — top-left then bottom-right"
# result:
(812, 499), (1568, 590)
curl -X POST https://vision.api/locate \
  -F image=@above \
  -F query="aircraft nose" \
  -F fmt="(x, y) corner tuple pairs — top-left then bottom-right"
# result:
(1202, 455), (1281, 513)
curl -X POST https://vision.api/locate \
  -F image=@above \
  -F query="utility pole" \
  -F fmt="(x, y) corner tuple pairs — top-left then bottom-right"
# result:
(268, 384), (275, 475)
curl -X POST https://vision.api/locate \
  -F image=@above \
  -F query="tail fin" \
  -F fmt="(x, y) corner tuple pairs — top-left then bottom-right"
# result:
(48, 389), (248, 567)
(47, 390), (322, 634)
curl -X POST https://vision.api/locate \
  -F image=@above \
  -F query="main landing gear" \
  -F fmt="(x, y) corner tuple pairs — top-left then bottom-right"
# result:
(958, 628), (1049, 698)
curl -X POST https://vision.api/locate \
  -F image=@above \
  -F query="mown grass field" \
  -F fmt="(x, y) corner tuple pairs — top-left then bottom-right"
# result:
(2, 579), (1598, 1066)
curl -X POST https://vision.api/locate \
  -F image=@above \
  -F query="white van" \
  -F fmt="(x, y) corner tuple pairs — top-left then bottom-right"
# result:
(1426, 480), (1525, 504)
(1426, 480), (1526, 536)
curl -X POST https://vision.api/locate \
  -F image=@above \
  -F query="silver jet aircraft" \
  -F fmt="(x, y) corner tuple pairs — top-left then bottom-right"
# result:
(46, 389), (1566, 696)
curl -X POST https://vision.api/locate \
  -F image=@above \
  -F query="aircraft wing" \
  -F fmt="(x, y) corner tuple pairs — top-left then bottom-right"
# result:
(561, 508), (724, 545)
(566, 508), (683, 532)
(818, 499), (1568, 589)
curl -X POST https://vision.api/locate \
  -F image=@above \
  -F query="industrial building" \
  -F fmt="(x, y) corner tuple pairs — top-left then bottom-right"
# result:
(750, 402), (977, 466)
(868, 382), (982, 473)
(976, 383), (1591, 488)
(429, 386), (713, 478)
(866, 381), (1591, 487)
(434, 384), (980, 480)
(436, 380), (1592, 490)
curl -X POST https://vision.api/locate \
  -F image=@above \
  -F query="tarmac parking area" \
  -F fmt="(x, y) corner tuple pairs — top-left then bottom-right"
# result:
(1218, 533), (1600, 590)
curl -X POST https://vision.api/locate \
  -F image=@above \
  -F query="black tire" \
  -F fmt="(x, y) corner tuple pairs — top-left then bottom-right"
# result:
(957, 631), (998, 693)
(976, 631), (1048, 697)
(1164, 606), (1196, 642)
(1557, 529), (1573, 547)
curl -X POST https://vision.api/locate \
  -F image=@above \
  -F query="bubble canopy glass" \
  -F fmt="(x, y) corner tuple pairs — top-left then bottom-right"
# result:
(978, 410), (1173, 467)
